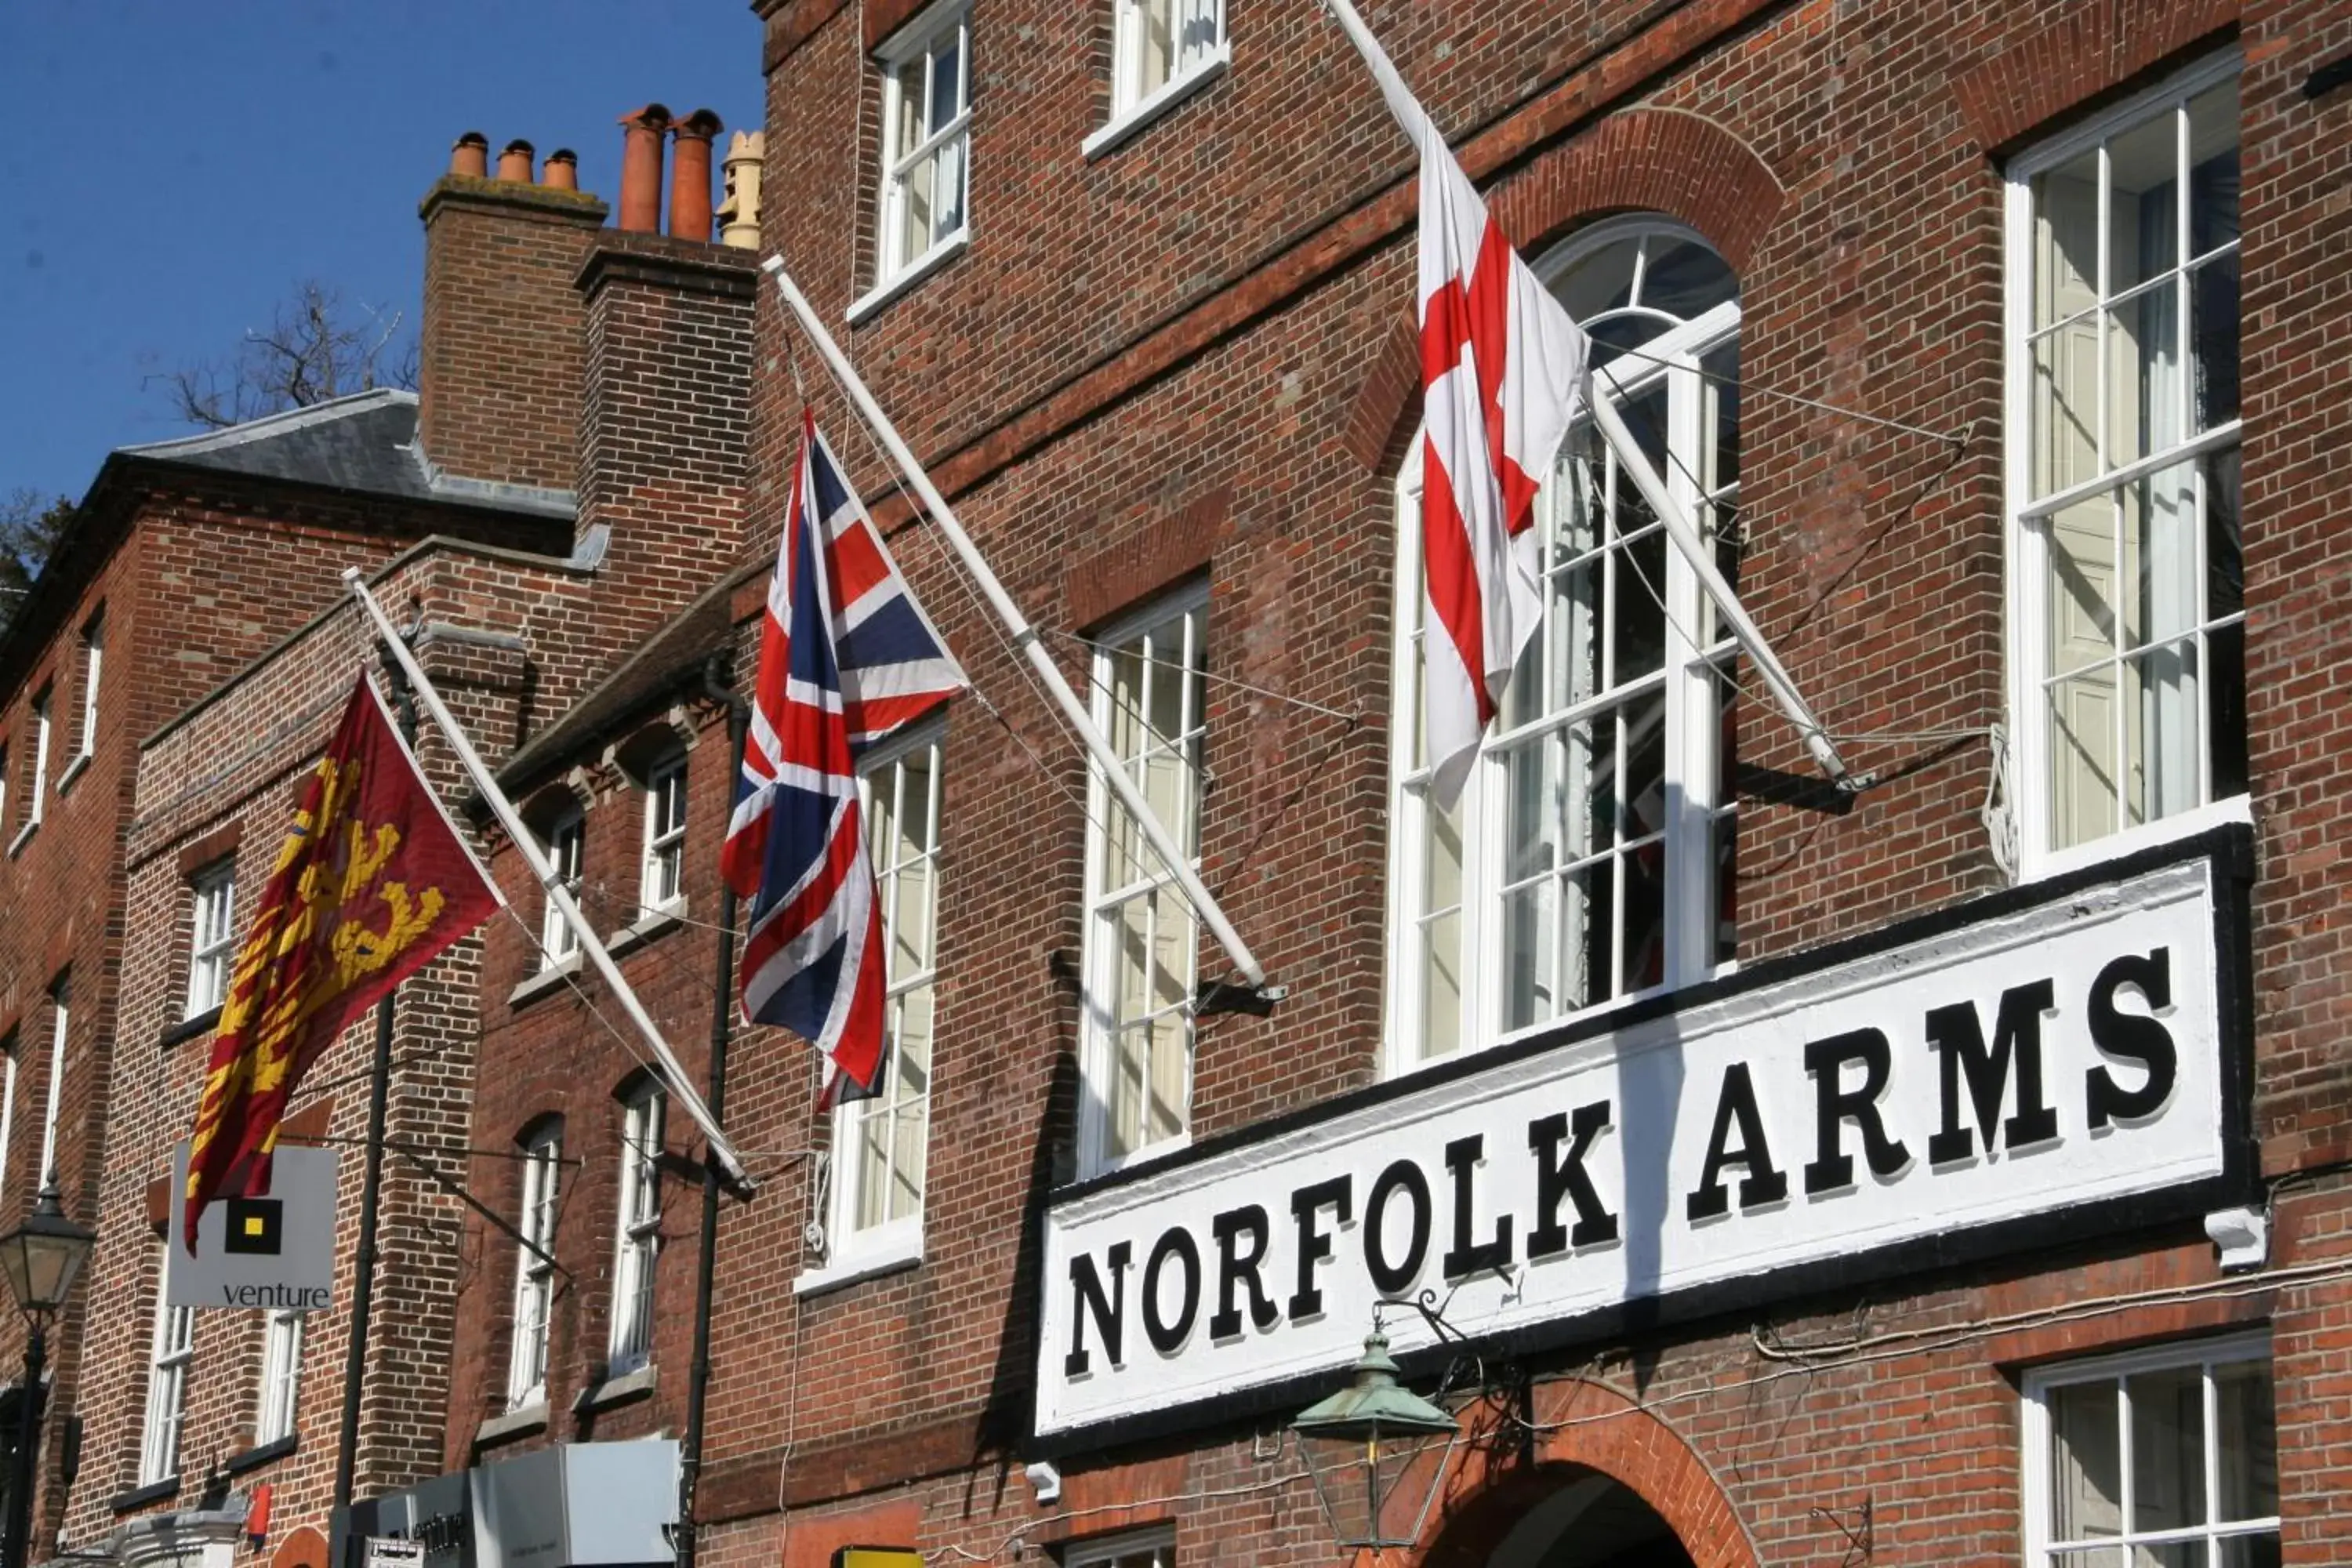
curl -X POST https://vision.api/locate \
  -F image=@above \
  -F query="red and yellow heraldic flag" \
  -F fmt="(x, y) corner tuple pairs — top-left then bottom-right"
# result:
(183, 674), (499, 1250)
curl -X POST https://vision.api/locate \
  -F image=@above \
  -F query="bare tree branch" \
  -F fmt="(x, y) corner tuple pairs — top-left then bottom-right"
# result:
(147, 281), (419, 430)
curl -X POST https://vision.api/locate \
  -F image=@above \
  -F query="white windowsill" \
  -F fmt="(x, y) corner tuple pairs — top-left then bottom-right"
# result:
(5, 818), (37, 859)
(56, 752), (91, 794)
(508, 952), (583, 1007)
(607, 906), (684, 958)
(474, 1401), (547, 1449)
(2023, 794), (2254, 884)
(1083, 50), (1230, 161)
(845, 230), (971, 325)
(574, 1361), (657, 1413)
(793, 1230), (923, 1298)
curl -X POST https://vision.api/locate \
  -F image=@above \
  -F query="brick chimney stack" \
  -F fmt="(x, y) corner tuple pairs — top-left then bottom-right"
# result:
(415, 132), (609, 494)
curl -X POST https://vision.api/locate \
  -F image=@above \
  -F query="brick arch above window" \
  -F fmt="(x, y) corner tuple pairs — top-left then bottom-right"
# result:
(1951, 0), (2237, 154)
(1417, 1381), (1762, 1568)
(1343, 107), (1781, 474)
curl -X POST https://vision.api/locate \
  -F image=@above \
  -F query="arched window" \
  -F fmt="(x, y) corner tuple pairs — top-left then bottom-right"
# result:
(1388, 216), (1742, 1073)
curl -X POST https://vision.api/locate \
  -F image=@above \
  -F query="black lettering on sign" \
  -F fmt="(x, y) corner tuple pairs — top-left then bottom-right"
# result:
(1926, 978), (2060, 1162)
(1142, 1227), (1201, 1355)
(1687, 1062), (1788, 1221)
(1526, 1102), (1617, 1256)
(1064, 1242), (1131, 1377)
(1209, 1206), (1280, 1340)
(1803, 1028), (1912, 1194)
(1443, 1134), (1514, 1278)
(2085, 947), (2179, 1129)
(1288, 1177), (1353, 1320)
(1365, 1158), (1432, 1294)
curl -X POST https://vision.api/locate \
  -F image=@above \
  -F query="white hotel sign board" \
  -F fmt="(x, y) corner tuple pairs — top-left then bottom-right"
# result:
(1034, 839), (2250, 1443)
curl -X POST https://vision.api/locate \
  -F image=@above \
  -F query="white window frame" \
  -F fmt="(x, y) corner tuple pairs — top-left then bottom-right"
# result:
(822, 724), (945, 1274)
(506, 1125), (561, 1413)
(138, 1258), (194, 1486)
(10, 689), (50, 853)
(0, 1040), (18, 1216)
(254, 1308), (303, 1446)
(639, 757), (688, 918)
(2020, 1331), (2278, 1566)
(1063, 1524), (1175, 1568)
(1084, 0), (1229, 159)
(540, 811), (585, 967)
(856, 0), (971, 316)
(37, 978), (66, 1185)
(1077, 586), (1210, 1178)
(187, 863), (237, 1018)
(73, 610), (102, 764)
(2004, 50), (2246, 882)
(606, 1087), (663, 1374)
(1385, 220), (1740, 1078)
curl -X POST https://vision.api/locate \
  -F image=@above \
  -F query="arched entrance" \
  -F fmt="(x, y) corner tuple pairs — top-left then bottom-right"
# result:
(1482, 1468), (1697, 1568)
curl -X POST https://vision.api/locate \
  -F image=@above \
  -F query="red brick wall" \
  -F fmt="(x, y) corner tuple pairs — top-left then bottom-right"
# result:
(692, 0), (2352, 1563)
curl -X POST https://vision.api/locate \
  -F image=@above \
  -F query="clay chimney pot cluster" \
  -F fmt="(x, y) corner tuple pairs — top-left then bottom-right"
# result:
(449, 131), (490, 179)
(614, 103), (726, 240)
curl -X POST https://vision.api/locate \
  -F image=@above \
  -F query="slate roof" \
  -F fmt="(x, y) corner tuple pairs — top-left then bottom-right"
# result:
(117, 389), (572, 520)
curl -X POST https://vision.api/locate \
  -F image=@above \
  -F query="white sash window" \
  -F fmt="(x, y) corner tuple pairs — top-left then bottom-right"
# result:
(1389, 218), (1741, 1073)
(2006, 53), (2244, 875)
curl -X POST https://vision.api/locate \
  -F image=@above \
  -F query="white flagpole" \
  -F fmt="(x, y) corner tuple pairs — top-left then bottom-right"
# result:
(342, 568), (756, 1192)
(761, 258), (1272, 995)
(1316, 0), (1855, 790)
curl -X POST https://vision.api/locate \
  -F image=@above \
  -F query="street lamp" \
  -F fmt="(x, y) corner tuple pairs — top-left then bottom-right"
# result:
(0, 1174), (95, 1568)
(1290, 1328), (1459, 1555)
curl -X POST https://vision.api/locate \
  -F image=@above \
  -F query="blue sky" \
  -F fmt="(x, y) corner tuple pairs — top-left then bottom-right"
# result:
(0, 3), (765, 503)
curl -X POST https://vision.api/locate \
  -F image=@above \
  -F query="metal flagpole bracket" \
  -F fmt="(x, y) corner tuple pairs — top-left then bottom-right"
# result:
(341, 568), (758, 1196)
(1197, 979), (1287, 1018)
(760, 256), (1276, 1002)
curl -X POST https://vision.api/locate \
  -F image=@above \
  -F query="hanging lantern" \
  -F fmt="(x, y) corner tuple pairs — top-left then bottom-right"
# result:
(1290, 1330), (1460, 1552)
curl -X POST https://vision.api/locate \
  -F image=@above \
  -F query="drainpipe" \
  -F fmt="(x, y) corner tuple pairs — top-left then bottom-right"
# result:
(681, 651), (746, 1568)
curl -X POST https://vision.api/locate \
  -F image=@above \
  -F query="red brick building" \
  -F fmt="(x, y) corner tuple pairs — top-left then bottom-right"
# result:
(493, 0), (2335, 1566)
(21, 0), (2352, 1566)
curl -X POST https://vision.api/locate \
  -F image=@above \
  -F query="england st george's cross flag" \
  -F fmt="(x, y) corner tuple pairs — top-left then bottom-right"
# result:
(1415, 118), (1590, 810)
(722, 412), (966, 1102)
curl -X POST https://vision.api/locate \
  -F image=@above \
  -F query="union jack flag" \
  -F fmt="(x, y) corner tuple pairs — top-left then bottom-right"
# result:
(722, 412), (965, 1100)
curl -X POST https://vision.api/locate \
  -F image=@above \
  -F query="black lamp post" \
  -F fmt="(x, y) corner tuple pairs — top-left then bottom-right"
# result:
(1290, 1328), (1460, 1557)
(0, 1175), (95, 1568)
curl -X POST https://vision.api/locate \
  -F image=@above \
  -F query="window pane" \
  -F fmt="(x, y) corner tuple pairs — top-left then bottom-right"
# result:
(1563, 857), (1613, 1012)
(2106, 111), (2180, 298)
(2107, 285), (2183, 469)
(928, 28), (962, 129)
(2032, 325), (2103, 500)
(2215, 1537), (2283, 1568)
(1639, 238), (1736, 323)
(1552, 238), (1640, 325)
(2190, 251), (2240, 430)
(2127, 1544), (2197, 1568)
(2034, 147), (2102, 333)
(1419, 906), (1462, 1059)
(2128, 1364), (2205, 1533)
(2049, 1379), (2124, 1541)
(1141, 0), (1174, 95)
(2187, 82), (2240, 253)
(1500, 876), (1555, 1033)
(2214, 1360), (2278, 1522)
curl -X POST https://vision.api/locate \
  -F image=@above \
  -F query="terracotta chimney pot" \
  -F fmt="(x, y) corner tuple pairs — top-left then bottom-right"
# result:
(616, 103), (673, 234)
(497, 138), (535, 183)
(669, 109), (723, 241)
(450, 131), (490, 179)
(543, 148), (579, 191)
